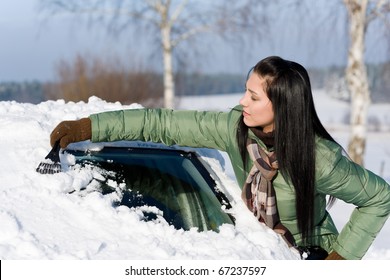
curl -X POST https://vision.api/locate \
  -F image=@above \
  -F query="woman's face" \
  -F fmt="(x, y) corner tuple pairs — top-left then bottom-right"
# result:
(239, 73), (275, 132)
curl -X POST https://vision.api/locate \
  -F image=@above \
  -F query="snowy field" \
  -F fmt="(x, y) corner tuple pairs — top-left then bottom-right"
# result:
(0, 90), (389, 261)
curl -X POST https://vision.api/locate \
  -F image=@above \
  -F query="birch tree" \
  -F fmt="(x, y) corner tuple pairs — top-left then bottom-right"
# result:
(40, 0), (270, 109)
(343, 0), (390, 165)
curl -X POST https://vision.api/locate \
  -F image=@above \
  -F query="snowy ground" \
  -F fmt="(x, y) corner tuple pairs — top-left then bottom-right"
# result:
(0, 90), (389, 260)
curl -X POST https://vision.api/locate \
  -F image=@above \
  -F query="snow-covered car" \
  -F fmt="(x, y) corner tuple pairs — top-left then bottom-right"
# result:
(63, 143), (235, 232)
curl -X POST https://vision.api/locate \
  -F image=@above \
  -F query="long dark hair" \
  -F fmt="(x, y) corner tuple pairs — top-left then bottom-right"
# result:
(237, 56), (336, 243)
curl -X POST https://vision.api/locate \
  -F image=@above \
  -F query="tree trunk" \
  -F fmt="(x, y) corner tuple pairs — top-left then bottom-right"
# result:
(161, 26), (175, 109)
(158, 1), (175, 110)
(344, 0), (370, 166)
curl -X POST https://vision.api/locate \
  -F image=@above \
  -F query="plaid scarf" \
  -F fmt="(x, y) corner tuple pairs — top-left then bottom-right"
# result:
(241, 138), (296, 247)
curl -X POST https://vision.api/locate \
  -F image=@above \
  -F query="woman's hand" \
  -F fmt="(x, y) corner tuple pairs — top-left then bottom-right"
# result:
(50, 118), (92, 148)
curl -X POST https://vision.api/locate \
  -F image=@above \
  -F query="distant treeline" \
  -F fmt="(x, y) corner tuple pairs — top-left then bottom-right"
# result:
(308, 63), (390, 103)
(0, 81), (44, 104)
(175, 73), (246, 96)
(1, 62), (389, 105)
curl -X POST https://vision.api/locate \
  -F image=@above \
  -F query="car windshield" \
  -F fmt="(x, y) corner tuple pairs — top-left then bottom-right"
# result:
(66, 146), (234, 232)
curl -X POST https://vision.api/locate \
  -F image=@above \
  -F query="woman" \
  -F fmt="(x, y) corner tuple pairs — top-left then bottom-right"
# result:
(50, 56), (390, 260)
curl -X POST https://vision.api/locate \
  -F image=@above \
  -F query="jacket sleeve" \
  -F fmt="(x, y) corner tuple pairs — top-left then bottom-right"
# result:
(89, 108), (232, 151)
(316, 140), (390, 259)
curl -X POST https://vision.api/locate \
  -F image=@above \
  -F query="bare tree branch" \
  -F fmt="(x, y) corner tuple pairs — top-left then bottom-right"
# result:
(170, 0), (189, 26)
(367, 0), (390, 23)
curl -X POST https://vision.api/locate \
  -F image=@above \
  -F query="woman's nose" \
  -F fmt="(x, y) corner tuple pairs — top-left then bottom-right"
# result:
(239, 92), (248, 106)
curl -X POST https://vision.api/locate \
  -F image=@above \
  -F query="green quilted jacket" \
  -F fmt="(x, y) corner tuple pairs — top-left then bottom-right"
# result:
(89, 106), (390, 260)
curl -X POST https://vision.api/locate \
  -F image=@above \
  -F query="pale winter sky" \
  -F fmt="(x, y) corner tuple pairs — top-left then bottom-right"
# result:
(0, 0), (388, 82)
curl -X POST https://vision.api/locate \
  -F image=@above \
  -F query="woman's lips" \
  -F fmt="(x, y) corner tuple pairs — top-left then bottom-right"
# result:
(243, 111), (250, 117)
